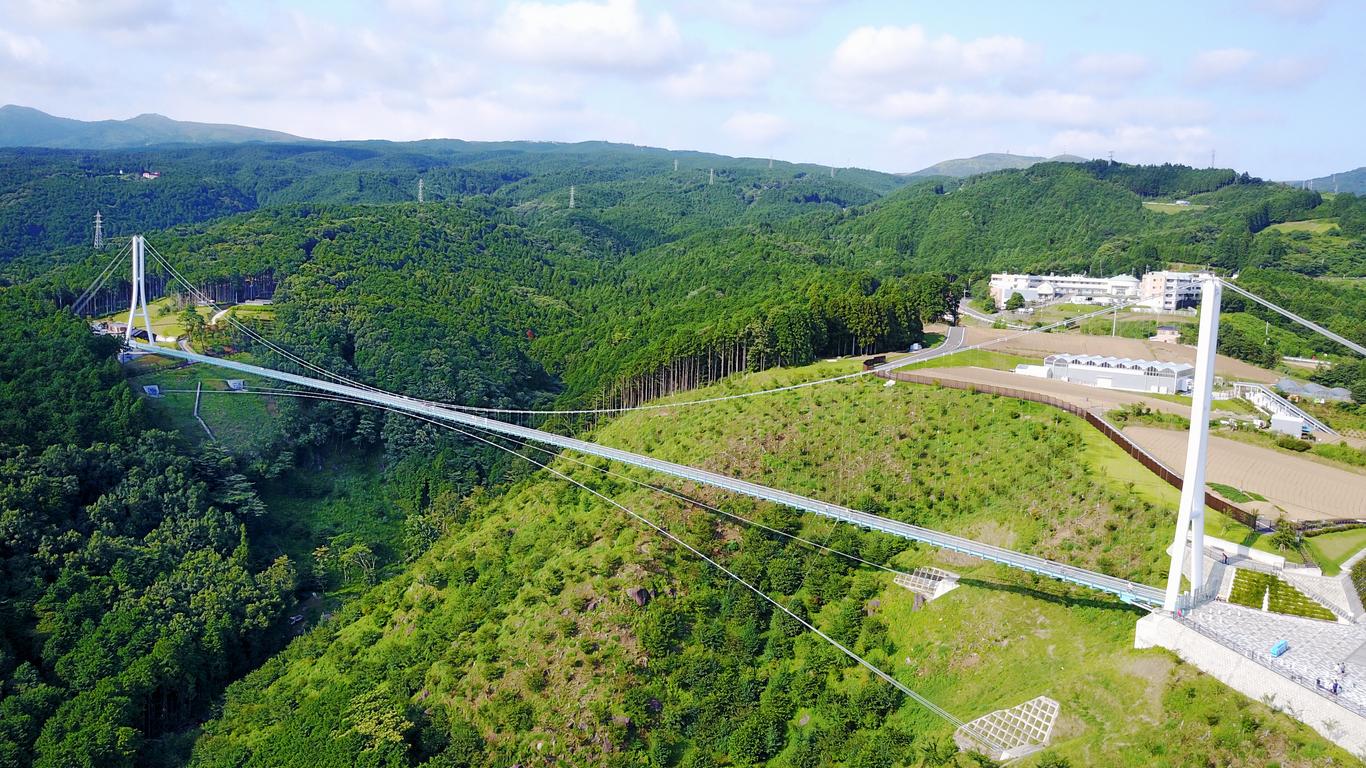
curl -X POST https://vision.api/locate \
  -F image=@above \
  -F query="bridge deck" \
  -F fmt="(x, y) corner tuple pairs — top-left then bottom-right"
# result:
(131, 341), (1165, 607)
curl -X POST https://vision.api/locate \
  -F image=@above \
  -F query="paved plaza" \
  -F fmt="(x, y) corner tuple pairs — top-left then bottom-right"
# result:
(1185, 601), (1366, 714)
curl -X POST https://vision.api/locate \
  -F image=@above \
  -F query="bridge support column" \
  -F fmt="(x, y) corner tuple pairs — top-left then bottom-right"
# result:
(1163, 277), (1221, 612)
(124, 235), (154, 343)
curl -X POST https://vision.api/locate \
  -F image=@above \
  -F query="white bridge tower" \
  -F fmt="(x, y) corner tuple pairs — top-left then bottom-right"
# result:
(1163, 276), (1222, 612)
(124, 235), (154, 343)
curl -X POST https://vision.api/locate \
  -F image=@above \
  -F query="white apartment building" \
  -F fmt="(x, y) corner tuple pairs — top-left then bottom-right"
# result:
(989, 273), (1140, 306)
(1137, 271), (1213, 311)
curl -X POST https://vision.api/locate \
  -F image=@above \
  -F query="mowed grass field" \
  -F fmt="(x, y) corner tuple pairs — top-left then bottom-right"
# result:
(1143, 201), (1210, 213)
(1305, 527), (1366, 576)
(1267, 218), (1339, 234)
(128, 351), (282, 454)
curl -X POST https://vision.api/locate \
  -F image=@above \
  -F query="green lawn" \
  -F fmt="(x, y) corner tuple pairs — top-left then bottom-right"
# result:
(129, 351), (282, 455)
(96, 295), (212, 344)
(1266, 218), (1339, 234)
(1228, 570), (1336, 621)
(1207, 483), (1268, 504)
(1144, 201), (1209, 213)
(897, 348), (1040, 372)
(1305, 527), (1366, 576)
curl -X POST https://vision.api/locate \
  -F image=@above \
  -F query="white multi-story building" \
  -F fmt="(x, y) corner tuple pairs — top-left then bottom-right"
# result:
(989, 273), (1140, 307)
(1137, 271), (1213, 311)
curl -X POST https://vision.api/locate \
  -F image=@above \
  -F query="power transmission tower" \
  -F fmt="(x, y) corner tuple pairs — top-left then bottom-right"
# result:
(417, 178), (424, 204)
(709, 168), (714, 185)
(1210, 149), (1215, 168)
(830, 166), (835, 178)
(673, 158), (678, 172)
(93, 211), (104, 250)
(569, 185), (575, 209)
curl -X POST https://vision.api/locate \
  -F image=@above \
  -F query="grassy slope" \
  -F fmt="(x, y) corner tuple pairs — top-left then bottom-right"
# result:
(189, 361), (1356, 767)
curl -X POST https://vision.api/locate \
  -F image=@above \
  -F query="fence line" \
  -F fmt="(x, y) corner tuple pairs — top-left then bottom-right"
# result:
(877, 371), (1260, 528)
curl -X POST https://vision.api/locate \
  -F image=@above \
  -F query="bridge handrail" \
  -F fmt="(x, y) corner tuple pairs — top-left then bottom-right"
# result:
(130, 341), (1165, 607)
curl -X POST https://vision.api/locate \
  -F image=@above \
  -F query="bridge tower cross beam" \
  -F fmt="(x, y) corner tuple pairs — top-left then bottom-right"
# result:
(124, 235), (154, 343)
(1163, 277), (1222, 612)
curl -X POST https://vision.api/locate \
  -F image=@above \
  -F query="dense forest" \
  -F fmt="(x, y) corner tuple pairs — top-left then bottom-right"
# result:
(2, 140), (1365, 766)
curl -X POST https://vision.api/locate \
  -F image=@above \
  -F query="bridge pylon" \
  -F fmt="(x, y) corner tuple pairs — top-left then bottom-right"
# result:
(124, 235), (154, 343)
(1163, 276), (1221, 612)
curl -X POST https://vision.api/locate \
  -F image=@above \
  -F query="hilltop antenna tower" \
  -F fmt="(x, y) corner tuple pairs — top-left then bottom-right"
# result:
(768, 158), (773, 170)
(1108, 151), (1114, 164)
(709, 168), (714, 185)
(673, 158), (679, 172)
(1210, 149), (1215, 168)
(417, 178), (424, 204)
(569, 185), (575, 208)
(93, 211), (104, 250)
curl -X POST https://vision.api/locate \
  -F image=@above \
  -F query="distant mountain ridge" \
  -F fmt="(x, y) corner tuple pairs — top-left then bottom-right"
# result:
(1283, 167), (1366, 195)
(903, 152), (1089, 178)
(0, 105), (309, 149)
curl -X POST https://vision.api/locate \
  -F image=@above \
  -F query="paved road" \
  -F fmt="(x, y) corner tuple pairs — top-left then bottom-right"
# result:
(958, 298), (1027, 329)
(875, 325), (967, 372)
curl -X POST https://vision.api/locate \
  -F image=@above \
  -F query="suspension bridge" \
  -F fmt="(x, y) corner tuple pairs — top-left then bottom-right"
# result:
(88, 233), (1366, 757)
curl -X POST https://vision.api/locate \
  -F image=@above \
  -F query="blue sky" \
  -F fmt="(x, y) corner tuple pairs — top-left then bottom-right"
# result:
(0, 0), (1359, 178)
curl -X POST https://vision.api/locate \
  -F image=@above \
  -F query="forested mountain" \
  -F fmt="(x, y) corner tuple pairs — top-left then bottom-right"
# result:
(1289, 166), (1366, 195)
(902, 151), (1086, 178)
(0, 142), (905, 273)
(3, 138), (1366, 767)
(0, 105), (308, 149)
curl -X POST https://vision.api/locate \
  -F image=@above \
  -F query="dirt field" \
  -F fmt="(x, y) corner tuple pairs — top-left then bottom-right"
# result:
(960, 327), (1279, 384)
(1123, 426), (1366, 522)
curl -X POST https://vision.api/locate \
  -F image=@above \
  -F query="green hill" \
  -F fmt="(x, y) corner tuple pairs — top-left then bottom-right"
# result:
(187, 361), (1356, 767)
(902, 152), (1087, 178)
(0, 104), (309, 148)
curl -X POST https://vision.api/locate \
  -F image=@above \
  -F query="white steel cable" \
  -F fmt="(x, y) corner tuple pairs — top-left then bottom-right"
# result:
(161, 383), (999, 746)
(142, 241), (391, 394)
(167, 386), (918, 577)
(1220, 278), (1366, 357)
(71, 241), (132, 316)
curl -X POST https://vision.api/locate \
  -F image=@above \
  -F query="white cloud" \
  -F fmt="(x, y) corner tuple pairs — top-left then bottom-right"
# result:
(487, 0), (683, 72)
(1188, 48), (1321, 89)
(686, 0), (846, 34)
(663, 50), (775, 99)
(888, 125), (930, 147)
(722, 110), (789, 144)
(1040, 125), (1214, 166)
(1075, 52), (1152, 81)
(861, 88), (1208, 128)
(3, 0), (176, 31)
(829, 24), (1037, 85)
(1189, 48), (1257, 84)
(0, 27), (46, 64)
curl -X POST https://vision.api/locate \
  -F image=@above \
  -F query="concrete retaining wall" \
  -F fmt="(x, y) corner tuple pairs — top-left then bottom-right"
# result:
(1135, 614), (1366, 755)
